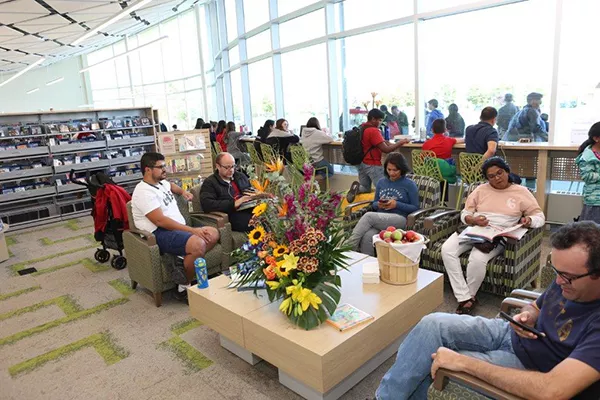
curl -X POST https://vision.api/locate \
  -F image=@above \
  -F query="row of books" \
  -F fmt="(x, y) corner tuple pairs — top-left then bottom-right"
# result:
(164, 155), (205, 173)
(0, 161), (46, 174)
(0, 117), (153, 137)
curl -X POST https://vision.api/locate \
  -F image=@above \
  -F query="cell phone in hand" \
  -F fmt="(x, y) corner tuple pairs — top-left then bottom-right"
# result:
(379, 198), (390, 204)
(499, 311), (546, 338)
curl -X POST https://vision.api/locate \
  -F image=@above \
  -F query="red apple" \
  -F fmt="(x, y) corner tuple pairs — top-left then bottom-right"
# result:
(379, 231), (386, 240)
(404, 230), (417, 242)
(386, 226), (396, 232)
(391, 231), (403, 241)
(384, 238), (392, 243)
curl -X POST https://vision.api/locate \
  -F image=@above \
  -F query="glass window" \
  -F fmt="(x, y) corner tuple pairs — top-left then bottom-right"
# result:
(244, 0), (270, 32)
(167, 93), (188, 129)
(199, 5), (214, 71)
(139, 41), (165, 84)
(137, 25), (159, 45)
(206, 85), (218, 121)
(185, 76), (202, 91)
(160, 17), (184, 81)
(279, 9), (325, 48)
(277, 0), (317, 17)
(555, 0), (600, 145)
(115, 56), (130, 88)
(166, 80), (185, 95)
(127, 36), (143, 86)
(419, 0), (483, 13)
(179, 10), (201, 78)
(420, 0), (554, 140)
(342, 0), (413, 31)
(230, 69), (244, 125)
(340, 25), (415, 133)
(248, 58), (275, 132)
(281, 44), (329, 132)
(87, 46), (117, 90)
(246, 29), (271, 59)
(186, 89), (205, 128)
(229, 45), (240, 66)
(225, 0), (238, 43)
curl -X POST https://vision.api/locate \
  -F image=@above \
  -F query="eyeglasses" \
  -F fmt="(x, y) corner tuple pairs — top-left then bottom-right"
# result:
(217, 163), (236, 170)
(486, 169), (505, 180)
(151, 164), (167, 170)
(551, 265), (594, 285)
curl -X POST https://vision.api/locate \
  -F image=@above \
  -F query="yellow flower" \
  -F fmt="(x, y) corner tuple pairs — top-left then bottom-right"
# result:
(265, 157), (285, 174)
(279, 253), (299, 276)
(300, 289), (322, 311)
(252, 203), (267, 217)
(248, 226), (266, 245)
(266, 280), (281, 290)
(279, 297), (292, 315)
(273, 245), (288, 258)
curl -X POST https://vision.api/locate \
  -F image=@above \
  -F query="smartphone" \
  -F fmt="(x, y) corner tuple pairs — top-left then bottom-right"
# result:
(378, 198), (390, 204)
(499, 311), (546, 338)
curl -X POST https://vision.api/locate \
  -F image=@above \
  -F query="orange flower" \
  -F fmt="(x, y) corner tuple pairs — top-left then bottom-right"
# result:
(251, 179), (270, 193)
(268, 241), (278, 249)
(278, 202), (288, 217)
(266, 256), (277, 266)
(263, 266), (277, 280)
(265, 157), (285, 174)
(257, 250), (268, 259)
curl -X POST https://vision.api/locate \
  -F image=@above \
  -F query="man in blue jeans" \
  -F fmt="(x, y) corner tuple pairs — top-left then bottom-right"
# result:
(131, 152), (219, 302)
(377, 221), (600, 400)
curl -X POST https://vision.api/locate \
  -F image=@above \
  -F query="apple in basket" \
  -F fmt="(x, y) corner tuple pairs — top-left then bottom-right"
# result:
(391, 230), (403, 241)
(386, 226), (396, 232)
(380, 230), (393, 240)
(405, 230), (418, 242)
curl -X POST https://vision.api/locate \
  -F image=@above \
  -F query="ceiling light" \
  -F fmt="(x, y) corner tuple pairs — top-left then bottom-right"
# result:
(71, 0), (153, 46)
(26, 88), (40, 94)
(79, 35), (168, 73)
(46, 77), (64, 86)
(0, 58), (46, 88)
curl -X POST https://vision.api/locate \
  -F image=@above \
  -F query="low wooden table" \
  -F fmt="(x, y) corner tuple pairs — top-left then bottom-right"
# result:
(189, 252), (443, 400)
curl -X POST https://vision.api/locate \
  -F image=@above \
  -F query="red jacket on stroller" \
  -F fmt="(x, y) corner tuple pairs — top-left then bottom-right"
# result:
(94, 184), (131, 234)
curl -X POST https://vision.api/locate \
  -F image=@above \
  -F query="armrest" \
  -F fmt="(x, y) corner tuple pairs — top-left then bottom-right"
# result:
(423, 209), (460, 230)
(406, 206), (451, 228)
(127, 228), (156, 246)
(344, 200), (373, 216)
(500, 297), (533, 314)
(509, 289), (541, 301)
(190, 212), (228, 229)
(505, 227), (543, 246)
(433, 368), (524, 400)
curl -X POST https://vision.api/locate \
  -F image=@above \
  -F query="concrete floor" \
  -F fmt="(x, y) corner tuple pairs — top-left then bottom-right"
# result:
(0, 216), (551, 400)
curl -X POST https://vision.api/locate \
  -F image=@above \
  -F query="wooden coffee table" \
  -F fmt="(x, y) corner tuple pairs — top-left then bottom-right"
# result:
(189, 252), (443, 400)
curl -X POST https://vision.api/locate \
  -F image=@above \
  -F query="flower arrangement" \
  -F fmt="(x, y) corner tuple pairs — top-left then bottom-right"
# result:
(231, 160), (351, 330)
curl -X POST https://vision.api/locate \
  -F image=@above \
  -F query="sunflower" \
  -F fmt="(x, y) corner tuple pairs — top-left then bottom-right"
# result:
(273, 245), (289, 257)
(252, 203), (267, 217)
(248, 226), (266, 245)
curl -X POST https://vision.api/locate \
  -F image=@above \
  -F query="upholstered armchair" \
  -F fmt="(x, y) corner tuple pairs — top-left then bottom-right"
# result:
(419, 182), (544, 297)
(123, 194), (229, 307)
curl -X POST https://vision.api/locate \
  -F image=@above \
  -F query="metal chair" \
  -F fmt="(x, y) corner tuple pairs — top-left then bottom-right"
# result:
(457, 152), (485, 204)
(412, 149), (447, 206)
(288, 144), (330, 191)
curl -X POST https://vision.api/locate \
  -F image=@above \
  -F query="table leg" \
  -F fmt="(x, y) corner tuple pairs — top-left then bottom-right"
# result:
(536, 150), (549, 213)
(219, 334), (262, 366)
(278, 335), (404, 400)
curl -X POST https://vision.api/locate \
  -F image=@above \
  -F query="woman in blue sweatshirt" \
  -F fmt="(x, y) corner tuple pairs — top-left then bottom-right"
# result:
(347, 152), (420, 255)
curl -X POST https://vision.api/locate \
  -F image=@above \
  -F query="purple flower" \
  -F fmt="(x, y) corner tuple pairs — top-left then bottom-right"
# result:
(303, 164), (314, 181)
(298, 183), (307, 203)
(285, 194), (297, 215)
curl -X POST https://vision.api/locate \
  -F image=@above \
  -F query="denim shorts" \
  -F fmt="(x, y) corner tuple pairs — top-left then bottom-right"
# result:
(153, 228), (192, 256)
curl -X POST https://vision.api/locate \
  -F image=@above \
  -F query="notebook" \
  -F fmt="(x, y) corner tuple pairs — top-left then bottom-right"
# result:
(327, 304), (374, 331)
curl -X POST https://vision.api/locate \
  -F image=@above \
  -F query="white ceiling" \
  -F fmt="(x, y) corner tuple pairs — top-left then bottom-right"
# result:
(0, 0), (206, 73)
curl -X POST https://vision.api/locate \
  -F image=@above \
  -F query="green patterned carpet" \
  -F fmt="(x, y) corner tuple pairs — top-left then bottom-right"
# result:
(0, 217), (530, 400)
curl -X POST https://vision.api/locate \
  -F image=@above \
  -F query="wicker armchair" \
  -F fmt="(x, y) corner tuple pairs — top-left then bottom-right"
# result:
(189, 185), (247, 268)
(427, 290), (540, 400)
(123, 194), (230, 307)
(419, 182), (544, 297)
(343, 174), (442, 233)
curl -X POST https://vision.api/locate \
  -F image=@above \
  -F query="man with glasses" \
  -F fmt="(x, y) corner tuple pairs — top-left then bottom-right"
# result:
(131, 152), (219, 302)
(377, 221), (600, 400)
(200, 152), (255, 232)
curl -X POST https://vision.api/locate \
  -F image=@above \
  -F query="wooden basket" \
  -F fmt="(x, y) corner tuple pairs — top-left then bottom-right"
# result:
(375, 240), (422, 285)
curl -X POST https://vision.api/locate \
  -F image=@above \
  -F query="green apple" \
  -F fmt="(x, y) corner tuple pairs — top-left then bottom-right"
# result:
(383, 231), (393, 239)
(391, 231), (403, 241)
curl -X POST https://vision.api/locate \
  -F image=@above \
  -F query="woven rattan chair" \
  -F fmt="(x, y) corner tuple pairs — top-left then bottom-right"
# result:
(457, 152), (485, 203)
(260, 142), (278, 164)
(288, 144), (330, 191)
(123, 194), (231, 307)
(419, 182), (544, 296)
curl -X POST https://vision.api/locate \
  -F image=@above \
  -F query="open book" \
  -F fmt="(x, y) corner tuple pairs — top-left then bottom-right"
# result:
(327, 304), (374, 331)
(459, 224), (528, 243)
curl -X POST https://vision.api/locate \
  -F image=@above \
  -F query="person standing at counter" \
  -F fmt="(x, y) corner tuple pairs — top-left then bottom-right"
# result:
(497, 93), (518, 139)
(504, 92), (548, 142)
(445, 103), (465, 138)
(465, 107), (499, 160)
(576, 122), (600, 223)
(426, 99), (444, 138)
(392, 106), (409, 135)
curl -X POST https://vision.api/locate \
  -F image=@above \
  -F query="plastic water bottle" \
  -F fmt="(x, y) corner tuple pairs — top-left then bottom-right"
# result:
(194, 258), (209, 289)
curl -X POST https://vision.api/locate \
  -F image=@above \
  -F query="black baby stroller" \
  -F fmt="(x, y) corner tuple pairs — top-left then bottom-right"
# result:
(68, 169), (129, 270)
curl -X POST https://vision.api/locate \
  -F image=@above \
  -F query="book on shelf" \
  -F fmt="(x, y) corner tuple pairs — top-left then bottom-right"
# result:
(181, 177), (193, 191)
(185, 154), (203, 170)
(459, 224), (528, 243)
(326, 303), (374, 331)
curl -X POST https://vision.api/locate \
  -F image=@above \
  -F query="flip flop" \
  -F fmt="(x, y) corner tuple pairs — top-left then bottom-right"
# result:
(346, 181), (360, 204)
(456, 298), (477, 315)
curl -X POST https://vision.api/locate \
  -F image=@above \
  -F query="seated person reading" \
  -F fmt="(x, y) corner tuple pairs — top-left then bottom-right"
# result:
(441, 157), (545, 314)
(131, 152), (219, 301)
(377, 221), (600, 400)
(200, 152), (268, 232)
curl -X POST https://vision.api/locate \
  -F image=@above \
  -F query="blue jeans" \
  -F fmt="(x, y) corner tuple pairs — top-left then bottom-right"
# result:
(358, 163), (384, 193)
(313, 159), (334, 178)
(376, 313), (525, 400)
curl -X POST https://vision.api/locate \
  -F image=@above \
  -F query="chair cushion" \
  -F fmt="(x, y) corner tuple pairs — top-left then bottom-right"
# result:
(427, 380), (490, 399)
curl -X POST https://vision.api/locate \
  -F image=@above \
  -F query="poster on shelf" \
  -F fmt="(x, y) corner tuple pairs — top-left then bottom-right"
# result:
(159, 133), (177, 154)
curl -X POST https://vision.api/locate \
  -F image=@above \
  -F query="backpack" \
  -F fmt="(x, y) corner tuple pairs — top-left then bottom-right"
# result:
(342, 126), (374, 165)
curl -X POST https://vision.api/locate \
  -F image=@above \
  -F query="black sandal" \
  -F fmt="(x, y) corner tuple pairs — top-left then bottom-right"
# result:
(346, 181), (360, 203)
(456, 298), (477, 315)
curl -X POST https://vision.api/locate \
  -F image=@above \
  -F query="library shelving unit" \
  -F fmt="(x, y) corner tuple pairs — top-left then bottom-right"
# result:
(0, 107), (157, 231)
(156, 128), (213, 191)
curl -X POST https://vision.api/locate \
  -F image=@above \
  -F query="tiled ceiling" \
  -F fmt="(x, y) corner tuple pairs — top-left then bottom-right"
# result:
(0, 0), (206, 73)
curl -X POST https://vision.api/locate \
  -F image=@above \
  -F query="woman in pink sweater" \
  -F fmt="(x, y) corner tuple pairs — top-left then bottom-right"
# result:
(441, 157), (545, 314)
